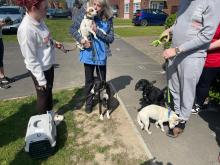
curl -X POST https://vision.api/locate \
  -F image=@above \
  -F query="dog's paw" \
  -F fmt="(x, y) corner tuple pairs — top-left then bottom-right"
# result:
(161, 129), (165, 132)
(145, 129), (152, 134)
(147, 131), (152, 135)
(106, 110), (110, 119)
(100, 114), (104, 120)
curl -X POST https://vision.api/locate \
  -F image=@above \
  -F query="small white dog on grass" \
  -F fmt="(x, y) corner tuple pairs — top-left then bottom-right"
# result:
(137, 104), (180, 134)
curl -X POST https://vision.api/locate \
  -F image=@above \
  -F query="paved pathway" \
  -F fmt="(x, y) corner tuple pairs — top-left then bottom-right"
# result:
(1, 38), (220, 165)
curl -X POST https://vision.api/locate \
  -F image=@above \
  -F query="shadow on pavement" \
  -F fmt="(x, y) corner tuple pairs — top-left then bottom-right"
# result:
(108, 75), (133, 94)
(11, 64), (60, 83)
(140, 158), (173, 165)
(12, 72), (30, 82)
(199, 108), (220, 149)
(108, 75), (133, 114)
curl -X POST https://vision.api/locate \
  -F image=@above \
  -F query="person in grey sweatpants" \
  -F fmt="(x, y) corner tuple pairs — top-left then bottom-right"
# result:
(161, 0), (220, 138)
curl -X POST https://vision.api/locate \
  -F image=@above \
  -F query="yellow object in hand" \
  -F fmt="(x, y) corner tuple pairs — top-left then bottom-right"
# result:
(151, 31), (170, 47)
(151, 40), (162, 47)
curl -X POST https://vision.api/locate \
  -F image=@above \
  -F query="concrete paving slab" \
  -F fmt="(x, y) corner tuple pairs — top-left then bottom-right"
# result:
(1, 43), (84, 100)
(108, 39), (220, 165)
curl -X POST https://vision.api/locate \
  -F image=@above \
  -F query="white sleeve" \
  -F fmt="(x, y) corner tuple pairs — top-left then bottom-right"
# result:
(19, 30), (46, 86)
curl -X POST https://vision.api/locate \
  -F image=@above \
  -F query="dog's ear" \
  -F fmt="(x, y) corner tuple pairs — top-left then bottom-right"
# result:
(88, 8), (94, 13)
(135, 80), (141, 90)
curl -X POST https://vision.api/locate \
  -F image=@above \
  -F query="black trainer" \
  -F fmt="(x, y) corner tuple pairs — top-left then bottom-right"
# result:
(191, 104), (201, 114)
(85, 106), (92, 114)
(0, 76), (15, 84)
(167, 120), (186, 138)
(0, 83), (11, 89)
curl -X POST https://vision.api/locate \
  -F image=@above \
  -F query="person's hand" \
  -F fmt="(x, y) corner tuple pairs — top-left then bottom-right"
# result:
(36, 84), (47, 91)
(162, 48), (176, 59)
(55, 41), (63, 49)
(80, 39), (91, 48)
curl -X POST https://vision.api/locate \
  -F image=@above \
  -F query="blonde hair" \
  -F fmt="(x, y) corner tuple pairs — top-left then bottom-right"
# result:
(90, 0), (113, 19)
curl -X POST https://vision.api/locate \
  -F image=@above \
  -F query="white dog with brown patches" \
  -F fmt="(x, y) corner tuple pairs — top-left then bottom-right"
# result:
(77, 6), (106, 50)
(137, 104), (180, 134)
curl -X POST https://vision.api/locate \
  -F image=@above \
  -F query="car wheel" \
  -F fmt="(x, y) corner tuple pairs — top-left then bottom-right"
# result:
(141, 19), (148, 26)
(67, 15), (72, 19)
(49, 15), (53, 19)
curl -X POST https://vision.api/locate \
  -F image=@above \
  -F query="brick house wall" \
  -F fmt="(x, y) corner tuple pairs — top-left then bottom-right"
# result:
(163, 0), (179, 15)
(109, 0), (179, 19)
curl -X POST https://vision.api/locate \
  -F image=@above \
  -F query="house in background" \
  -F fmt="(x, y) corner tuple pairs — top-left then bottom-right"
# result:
(109, 0), (179, 19)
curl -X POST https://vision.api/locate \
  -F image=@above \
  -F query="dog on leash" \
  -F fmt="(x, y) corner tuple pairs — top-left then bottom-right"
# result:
(77, 6), (106, 50)
(137, 104), (180, 134)
(135, 79), (165, 107)
(90, 79), (112, 120)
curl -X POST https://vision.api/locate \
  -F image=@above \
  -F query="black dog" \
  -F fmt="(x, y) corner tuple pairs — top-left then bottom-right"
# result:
(135, 79), (165, 107)
(91, 79), (112, 120)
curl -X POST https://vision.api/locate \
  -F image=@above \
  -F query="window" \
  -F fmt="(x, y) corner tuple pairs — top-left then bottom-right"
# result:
(150, 1), (164, 10)
(124, 3), (129, 13)
(159, 2), (164, 10)
(133, 3), (140, 13)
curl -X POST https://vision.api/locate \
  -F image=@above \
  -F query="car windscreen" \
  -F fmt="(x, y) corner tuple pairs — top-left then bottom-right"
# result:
(0, 8), (20, 14)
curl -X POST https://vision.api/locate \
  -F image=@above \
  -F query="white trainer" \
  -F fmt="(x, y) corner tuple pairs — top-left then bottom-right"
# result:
(54, 114), (64, 126)
(191, 104), (201, 115)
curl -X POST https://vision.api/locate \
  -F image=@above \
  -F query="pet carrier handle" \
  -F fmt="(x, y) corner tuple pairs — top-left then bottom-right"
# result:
(33, 120), (41, 128)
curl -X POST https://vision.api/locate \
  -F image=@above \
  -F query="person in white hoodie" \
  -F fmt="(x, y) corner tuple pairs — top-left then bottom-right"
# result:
(16, 0), (63, 124)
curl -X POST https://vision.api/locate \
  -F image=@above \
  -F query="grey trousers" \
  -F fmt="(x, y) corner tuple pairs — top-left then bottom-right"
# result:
(167, 55), (205, 121)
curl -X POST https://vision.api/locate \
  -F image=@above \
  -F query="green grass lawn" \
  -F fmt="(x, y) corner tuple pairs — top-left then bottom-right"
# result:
(115, 26), (164, 37)
(46, 19), (74, 42)
(0, 88), (84, 165)
(0, 88), (146, 165)
(2, 18), (74, 43)
(2, 18), (164, 43)
(113, 18), (132, 26)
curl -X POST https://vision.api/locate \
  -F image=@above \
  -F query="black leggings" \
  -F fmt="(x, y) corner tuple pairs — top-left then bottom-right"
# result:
(196, 67), (220, 106)
(84, 63), (106, 108)
(29, 66), (54, 114)
(0, 38), (4, 67)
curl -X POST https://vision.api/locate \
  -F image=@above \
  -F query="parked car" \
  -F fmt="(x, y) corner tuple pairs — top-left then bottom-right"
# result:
(46, 8), (72, 19)
(0, 6), (24, 32)
(132, 9), (168, 26)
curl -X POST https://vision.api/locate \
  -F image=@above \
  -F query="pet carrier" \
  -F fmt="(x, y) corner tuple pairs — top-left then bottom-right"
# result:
(24, 112), (57, 159)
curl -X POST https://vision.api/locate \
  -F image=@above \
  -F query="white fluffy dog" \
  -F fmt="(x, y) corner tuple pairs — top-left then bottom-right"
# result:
(77, 7), (106, 50)
(77, 7), (97, 50)
(137, 104), (180, 134)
